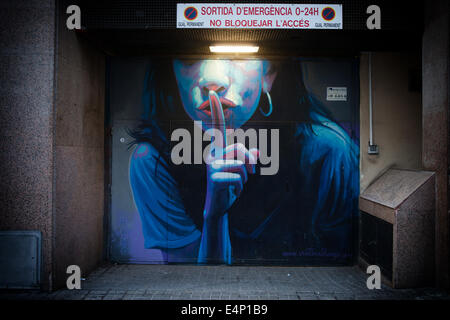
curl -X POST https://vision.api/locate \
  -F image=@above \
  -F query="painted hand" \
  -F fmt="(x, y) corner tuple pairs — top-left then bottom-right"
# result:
(203, 91), (259, 221)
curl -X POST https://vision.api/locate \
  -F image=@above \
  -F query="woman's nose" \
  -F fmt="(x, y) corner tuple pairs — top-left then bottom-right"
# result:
(198, 61), (230, 96)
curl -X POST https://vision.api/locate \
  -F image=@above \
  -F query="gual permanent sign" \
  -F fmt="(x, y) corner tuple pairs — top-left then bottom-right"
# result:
(177, 3), (343, 29)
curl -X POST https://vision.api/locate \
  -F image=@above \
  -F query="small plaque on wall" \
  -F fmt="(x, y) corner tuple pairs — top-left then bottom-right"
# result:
(327, 87), (347, 101)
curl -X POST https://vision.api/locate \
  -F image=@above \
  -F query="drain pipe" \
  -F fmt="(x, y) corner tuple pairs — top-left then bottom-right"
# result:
(368, 52), (379, 155)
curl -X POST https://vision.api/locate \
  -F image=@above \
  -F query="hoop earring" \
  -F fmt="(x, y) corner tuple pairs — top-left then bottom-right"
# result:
(259, 91), (273, 117)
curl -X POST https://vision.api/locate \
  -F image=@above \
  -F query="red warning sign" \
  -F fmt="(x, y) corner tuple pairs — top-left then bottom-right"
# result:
(321, 7), (336, 21)
(184, 7), (198, 21)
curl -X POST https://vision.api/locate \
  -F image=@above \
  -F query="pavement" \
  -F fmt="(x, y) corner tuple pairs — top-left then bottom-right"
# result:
(1, 263), (450, 300)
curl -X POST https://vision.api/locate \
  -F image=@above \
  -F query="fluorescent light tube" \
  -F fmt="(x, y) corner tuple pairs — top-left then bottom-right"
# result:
(209, 45), (259, 53)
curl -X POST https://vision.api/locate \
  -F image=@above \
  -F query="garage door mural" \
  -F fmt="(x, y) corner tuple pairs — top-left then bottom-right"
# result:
(108, 57), (360, 265)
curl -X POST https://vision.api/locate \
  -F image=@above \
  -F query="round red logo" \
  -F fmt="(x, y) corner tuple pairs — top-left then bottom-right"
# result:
(184, 7), (198, 21)
(321, 7), (336, 21)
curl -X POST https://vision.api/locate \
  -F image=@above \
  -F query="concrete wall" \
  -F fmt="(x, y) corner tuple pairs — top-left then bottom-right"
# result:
(359, 52), (422, 192)
(53, 0), (105, 289)
(422, 0), (449, 288)
(0, 0), (105, 291)
(0, 0), (56, 291)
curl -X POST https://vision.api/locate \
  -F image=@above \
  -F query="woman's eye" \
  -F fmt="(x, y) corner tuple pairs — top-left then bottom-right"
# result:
(181, 60), (198, 66)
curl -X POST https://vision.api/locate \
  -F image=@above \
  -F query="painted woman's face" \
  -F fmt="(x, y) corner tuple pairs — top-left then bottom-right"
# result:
(173, 59), (269, 130)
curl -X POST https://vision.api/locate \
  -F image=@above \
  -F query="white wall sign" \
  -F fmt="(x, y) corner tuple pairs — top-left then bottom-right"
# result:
(177, 3), (343, 29)
(327, 87), (347, 101)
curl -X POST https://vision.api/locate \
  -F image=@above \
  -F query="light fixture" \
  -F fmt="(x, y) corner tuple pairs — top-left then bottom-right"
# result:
(209, 45), (259, 53)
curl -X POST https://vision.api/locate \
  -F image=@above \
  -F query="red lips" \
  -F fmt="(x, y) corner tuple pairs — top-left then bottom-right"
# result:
(197, 97), (236, 117)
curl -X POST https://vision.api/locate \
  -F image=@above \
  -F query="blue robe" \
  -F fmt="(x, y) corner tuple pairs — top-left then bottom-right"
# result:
(129, 112), (359, 264)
